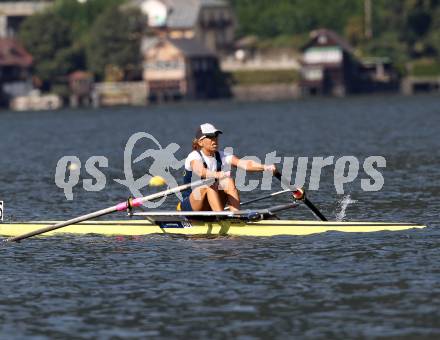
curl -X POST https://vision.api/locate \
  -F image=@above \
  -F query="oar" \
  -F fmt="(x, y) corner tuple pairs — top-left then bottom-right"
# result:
(223, 189), (292, 211)
(273, 168), (327, 221)
(5, 178), (214, 243)
(240, 189), (291, 206)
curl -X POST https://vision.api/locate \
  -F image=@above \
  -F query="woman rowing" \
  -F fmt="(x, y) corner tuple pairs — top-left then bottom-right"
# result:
(178, 123), (276, 212)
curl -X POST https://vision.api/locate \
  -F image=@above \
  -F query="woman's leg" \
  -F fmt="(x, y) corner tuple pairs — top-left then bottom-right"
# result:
(218, 177), (240, 211)
(189, 184), (225, 211)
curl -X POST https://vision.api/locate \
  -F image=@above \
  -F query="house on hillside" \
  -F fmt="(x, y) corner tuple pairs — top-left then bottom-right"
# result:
(143, 37), (228, 102)
(0, 38), (33, 105)
(300, 29), (398, 96)
(129, 0), (236, 55)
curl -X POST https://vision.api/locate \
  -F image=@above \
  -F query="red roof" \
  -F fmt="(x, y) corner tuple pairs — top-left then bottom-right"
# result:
(0, 38), (33, 67)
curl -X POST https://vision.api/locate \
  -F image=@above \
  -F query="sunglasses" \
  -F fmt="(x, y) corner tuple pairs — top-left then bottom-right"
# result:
(201, 133), (219, 140)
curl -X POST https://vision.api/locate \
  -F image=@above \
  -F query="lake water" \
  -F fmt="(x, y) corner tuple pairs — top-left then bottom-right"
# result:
(0, 95), (439, 338)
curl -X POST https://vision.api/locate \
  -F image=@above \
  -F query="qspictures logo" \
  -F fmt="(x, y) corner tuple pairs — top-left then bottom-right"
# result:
(0, 201), (3, 222)
(54, 132), (387, 208)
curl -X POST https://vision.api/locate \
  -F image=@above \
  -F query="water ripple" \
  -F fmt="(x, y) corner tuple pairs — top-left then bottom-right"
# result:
(1, 95), (440, 338)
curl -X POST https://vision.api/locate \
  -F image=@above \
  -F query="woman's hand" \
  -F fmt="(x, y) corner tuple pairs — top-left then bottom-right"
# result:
(263, 164), (276, 173)
(230, 156), (277, 173)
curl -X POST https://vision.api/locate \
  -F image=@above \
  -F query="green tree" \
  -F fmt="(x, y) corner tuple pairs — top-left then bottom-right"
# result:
(18, 11), (75, 90)
(86, 6), (147, 80)
(345, 15), (364, 46)
(425, 8), (440, 54)
(53, 0), (126, 41)
(363, 31), (409, 70)
(231, 0), (440, 64)
(231, 0), (362, 38)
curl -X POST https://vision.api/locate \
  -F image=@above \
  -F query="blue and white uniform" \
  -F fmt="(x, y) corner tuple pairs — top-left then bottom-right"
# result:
(179, 149), (233, 211)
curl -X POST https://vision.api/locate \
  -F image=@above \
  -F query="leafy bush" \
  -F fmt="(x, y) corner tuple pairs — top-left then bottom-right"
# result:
(410, 60), (440, 77)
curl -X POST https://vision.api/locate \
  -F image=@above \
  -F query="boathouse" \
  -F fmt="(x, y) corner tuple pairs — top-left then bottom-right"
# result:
(300, 29), (398, 96)
(300, 29), (362, 96)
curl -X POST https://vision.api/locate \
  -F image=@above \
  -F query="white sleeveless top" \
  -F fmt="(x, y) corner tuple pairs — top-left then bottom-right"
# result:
(185, 150), (233, 172)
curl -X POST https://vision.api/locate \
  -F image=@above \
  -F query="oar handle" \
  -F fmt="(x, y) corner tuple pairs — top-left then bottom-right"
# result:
(273, 169), (303, 199)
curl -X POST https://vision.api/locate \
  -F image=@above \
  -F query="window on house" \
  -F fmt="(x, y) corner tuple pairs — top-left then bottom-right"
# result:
(145, 60), (182, 70)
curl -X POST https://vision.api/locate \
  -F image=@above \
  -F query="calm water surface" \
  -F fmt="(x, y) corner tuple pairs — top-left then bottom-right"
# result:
(0, 95), (439, 338)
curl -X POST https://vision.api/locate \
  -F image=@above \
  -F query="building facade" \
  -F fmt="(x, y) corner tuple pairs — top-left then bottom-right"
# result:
(131, 0), (236, 55)
(143, 37), (227, 102)
(300, 29), (361, 96)
(0, 38), (33, 105)
(0, 1), (51, 38)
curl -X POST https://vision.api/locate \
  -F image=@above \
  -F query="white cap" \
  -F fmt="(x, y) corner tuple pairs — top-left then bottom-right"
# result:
(196, 123), (223, 140)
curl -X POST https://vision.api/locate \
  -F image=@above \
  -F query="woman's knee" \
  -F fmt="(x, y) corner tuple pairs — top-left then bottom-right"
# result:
(190, 185), (219, 203)
(191, 186), (208, 202)
(219, 177), (237, 193)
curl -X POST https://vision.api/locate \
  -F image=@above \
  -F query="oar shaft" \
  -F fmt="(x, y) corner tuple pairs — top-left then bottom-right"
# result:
(303, 198), (327, 221)
(224, 189), (291, 211)
(6, 178), (214, 243)
(239, 189), (291, 206)
(7, 206), (117, 242)
(273, 169), (327, 221)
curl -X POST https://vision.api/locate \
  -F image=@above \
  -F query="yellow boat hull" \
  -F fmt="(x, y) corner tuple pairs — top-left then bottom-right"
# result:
(0, 220), (426, 237)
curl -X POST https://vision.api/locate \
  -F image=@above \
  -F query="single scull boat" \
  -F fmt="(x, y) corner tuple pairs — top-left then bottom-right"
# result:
(0, 220), (425, 237)
(0, 203), (426, 237)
